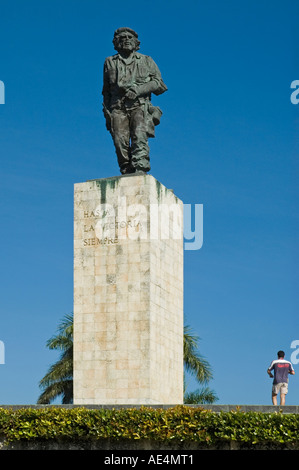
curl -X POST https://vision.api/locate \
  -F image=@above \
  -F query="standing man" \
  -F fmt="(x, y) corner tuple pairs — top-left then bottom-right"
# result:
(267, 350), (295, 406)
(102, 27), (167, 174)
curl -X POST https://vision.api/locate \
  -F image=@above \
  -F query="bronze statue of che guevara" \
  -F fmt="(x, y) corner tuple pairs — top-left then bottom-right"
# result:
(102, 27), (167, 174)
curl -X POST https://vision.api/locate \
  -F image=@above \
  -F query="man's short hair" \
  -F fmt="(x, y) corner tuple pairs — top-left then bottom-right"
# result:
(113, 27), (140, 51)
(277, 350), (285, 358)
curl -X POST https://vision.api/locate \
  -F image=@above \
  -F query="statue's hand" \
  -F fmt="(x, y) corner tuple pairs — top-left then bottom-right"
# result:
(125, 88), (138, 100)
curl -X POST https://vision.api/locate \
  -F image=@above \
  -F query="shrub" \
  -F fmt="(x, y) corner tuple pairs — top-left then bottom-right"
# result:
(0, 406), (298, 447)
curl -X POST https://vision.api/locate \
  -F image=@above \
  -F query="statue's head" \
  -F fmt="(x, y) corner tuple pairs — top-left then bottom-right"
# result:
(113, 27), (140, 53)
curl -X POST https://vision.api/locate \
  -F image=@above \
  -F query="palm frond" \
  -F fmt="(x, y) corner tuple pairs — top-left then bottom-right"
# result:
(37, 313), (73, 404)
(37, 379), (73, 405)
(184, 387), (218, 404)
(184, 325), (213, 384)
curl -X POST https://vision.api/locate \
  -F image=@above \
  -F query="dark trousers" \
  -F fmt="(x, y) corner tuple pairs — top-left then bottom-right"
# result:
(110, 106), (150, 173)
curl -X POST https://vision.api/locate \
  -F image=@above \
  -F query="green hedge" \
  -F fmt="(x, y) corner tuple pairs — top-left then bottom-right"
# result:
(0, 406), (298, 446)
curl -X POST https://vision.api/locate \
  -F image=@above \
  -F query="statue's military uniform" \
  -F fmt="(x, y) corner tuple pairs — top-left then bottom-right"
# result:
(102, 51), (167, 174)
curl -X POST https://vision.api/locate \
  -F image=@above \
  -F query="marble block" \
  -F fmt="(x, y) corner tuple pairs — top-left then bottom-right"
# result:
(73, 173), (184, 404)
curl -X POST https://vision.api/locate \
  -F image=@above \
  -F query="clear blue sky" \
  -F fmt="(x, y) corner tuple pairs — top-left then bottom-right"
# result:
(0, 0), (298, 405)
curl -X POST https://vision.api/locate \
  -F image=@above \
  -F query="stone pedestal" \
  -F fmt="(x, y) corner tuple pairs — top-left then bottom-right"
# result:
(73, 174), (184, 404)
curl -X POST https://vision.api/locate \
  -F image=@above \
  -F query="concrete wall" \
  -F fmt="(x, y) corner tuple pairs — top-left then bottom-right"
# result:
(1, 438), (298, 451)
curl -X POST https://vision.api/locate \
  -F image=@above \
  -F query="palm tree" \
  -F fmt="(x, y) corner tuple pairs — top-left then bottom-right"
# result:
(184, 325), (212, 383)
(184, 387), (218, 404)
(183, 325), (218, 404)
(38, 317), (217, 405)
(37, 313), (73, 404)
